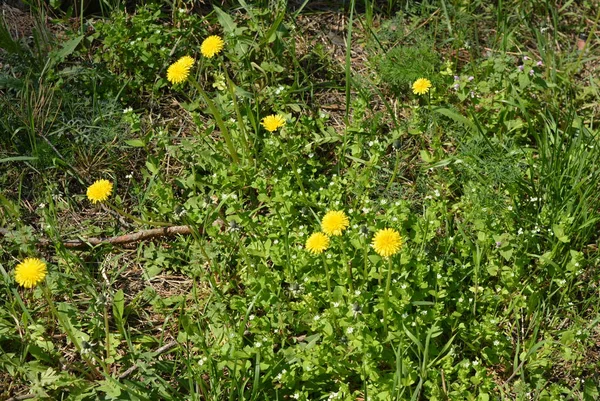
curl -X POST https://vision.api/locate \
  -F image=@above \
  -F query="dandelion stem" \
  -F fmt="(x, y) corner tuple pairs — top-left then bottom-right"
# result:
(321, 253), (332, 302)
(340, 237), (353, 292)
(383, 256), (394, 336)
(103, 303), (111, 374)
(363, 237), (369, 287)
(385, 148), (401, 192)
(224, 69), (253, 165)
(189, 78), (240, 164)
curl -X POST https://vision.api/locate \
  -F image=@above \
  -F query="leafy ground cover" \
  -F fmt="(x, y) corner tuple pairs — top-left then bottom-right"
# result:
(1, 0), (600, 400)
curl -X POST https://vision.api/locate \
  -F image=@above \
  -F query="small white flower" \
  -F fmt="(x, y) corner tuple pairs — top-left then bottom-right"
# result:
(123, 107), (133, 113)
(346, 327), (354, 334)
(354, 290), (361, 296)
(255, 342), (262, 348)
(249, 314), (255, 320)
(493, 340), (500, 346)
(313, 315), (320, 321)
(472, 360), (479, 366)
(333, 302), (340, 307)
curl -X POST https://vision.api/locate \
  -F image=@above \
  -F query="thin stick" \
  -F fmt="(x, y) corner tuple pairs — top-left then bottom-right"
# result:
(118, 341), (179, 380)
(0, 225), (195, 249)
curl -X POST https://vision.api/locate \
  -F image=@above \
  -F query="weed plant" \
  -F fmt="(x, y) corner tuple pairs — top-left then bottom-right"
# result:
(1, 1), (600, 401)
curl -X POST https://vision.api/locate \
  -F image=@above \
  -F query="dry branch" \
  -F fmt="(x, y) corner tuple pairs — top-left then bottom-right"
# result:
(0, 225), (195, 249)
(118, 341), (179, 380)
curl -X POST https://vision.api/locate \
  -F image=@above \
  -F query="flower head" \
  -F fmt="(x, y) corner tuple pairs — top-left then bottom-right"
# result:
(261, 114), (286, 132)
(14, 258), (47, 288)
(167, 55), (195, 84)
(412, 78), (432, 95)
(305, 232), (330, 254)
(321, 210), (350, 236)
(87, 179), (113, 204)
(201, 35), (224, 58)
(372, 228), (403, 258)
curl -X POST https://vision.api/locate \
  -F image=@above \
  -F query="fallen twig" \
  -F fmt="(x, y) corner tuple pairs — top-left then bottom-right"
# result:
(6, 394), (36, 401)
(0, 225), (195, 249)
(118, 341), (179, 380)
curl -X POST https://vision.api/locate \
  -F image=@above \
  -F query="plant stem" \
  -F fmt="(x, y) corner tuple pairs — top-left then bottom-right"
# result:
(223, 69), (253, 165)
(105, 202), (172, 227)
(42, 284), (104, 379)
(103, 303), (111, 374)
(321, 253), (332, 302)
(363, 236), (370, 287)
(189, 78), (240, 164)
(339, 237), (353, 293)
(385, 149), (401, 192)
(383, 256), (394, 336)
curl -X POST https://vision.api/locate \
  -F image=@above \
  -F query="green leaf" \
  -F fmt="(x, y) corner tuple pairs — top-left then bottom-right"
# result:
(113, 289), (124, 321)
(54, 35), (84, 62)
(0, 156), (37, 163)
(125, 139), (145, 148)
(552, 224), (570, 243)
(213, 6), (237, 35)
(432, 107), (477, 133)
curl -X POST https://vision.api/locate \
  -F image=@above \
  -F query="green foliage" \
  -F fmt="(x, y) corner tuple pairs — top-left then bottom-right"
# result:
(378, 42), (442, 95)
(2, 1), (600, 400)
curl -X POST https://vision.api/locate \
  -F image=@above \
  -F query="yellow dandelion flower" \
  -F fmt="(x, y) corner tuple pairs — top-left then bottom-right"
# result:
(14, 258), (47, 288)
(372, 228), (403, 258)
(261, 114), (286, 132)
(412, 78), (432, 95)
(201, 35), (224, 58)
(321, 210), (350, 236)
(87, 179), (113, 204)
(167, 55), (195, 84)
(305, 232), (330, 254)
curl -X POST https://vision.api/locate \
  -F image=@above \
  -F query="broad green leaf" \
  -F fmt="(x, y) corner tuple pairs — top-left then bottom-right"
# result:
(113, 289), (124, 321)
(432, 107), (477, 133)
(214, 6), (237, 35)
